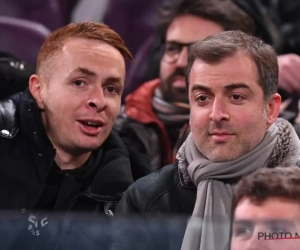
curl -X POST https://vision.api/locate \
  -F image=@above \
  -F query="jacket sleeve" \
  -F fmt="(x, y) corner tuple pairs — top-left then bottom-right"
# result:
(115, 168), (163, 214)
(115, 183), (145, 214)
(112, 182), (170, 250)
(111, 179), (152, 250)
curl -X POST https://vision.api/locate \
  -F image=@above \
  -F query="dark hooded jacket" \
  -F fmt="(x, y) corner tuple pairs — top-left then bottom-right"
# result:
(0, 89), (134, 214)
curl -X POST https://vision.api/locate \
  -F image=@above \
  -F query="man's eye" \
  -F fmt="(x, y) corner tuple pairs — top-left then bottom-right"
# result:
(270, 226), (288, 233)
(231, 94), (244, 101)
(105, 86), (117, 93)
(73, 80), (86, 87)
(196, 95), (209, 102)
(165, 44), (180, 54)
(234, 226), (253, 237)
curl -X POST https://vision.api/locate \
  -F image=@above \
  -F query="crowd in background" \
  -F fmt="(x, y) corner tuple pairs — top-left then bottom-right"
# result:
(1, 0), (300, 250)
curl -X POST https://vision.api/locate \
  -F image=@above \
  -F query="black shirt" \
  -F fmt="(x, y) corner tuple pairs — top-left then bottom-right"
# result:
(34, 149), (102, 211)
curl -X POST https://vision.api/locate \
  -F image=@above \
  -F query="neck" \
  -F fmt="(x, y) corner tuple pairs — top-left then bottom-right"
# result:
(41, 114), (92, 170)
(54, 149), (92, 170)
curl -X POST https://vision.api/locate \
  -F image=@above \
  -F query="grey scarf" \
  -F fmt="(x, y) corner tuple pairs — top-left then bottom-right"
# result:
(178, 121), (280, 250)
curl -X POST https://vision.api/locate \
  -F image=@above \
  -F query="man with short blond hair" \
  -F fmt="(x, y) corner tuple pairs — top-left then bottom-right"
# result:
(0, 21), (134, 215)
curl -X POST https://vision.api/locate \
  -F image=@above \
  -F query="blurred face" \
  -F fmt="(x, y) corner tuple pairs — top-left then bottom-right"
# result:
(231, 197), (300, 250)
(30, 38), (125, 155)
(189, 53), (280, 162)
(160, 14), (223, 104)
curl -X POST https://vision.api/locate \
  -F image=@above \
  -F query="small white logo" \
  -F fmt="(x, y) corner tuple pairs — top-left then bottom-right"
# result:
(27, 215), (49, 236)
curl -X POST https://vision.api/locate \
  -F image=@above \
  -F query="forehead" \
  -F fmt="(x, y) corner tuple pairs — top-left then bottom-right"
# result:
(234, 197), (300, 221)
(189, 53), (260, 90)
(166, 14), (224, 43)
(49, 38), (126, 81)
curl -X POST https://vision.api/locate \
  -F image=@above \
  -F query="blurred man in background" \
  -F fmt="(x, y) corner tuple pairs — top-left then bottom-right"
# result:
(231, 167), (300, 250)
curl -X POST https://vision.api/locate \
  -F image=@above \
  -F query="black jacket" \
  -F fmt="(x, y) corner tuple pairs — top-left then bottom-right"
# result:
(112, 163), (196, 250)
(233, 0), (300, 55)
(116, 162), (196, 215)
(0, 90), (134, 215)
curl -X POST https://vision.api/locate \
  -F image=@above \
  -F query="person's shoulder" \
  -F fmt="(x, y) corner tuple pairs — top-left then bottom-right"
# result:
(139, 162), (180, 189)
(117, 111), (158, 146)
(0, 92), (22, 139)
(125, 163), (180, 206)
(114, 110), (145, 130)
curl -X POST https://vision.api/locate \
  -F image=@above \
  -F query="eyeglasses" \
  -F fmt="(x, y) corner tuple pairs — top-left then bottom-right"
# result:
(161, 41), (194, 63)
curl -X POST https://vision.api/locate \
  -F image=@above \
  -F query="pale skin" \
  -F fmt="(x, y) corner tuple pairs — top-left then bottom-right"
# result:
(231, 197), (300, 250)
(188, 53), (281, 162)
(29, 38), (125, 170)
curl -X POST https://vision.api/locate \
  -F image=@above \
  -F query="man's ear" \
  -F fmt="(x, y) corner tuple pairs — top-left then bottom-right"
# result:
(29, 74), (45, 109)
(265, 93), (281, 126)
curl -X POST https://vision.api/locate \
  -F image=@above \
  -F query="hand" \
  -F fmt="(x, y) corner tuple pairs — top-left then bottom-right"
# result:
(278, 53), (300, 95)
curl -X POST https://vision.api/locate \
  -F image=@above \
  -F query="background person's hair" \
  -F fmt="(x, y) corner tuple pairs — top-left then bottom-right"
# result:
(232, 166), (300, 213)
(157, 0), (255, 44)
(37, 22), (133, 79)
(185, 30), (278, 101)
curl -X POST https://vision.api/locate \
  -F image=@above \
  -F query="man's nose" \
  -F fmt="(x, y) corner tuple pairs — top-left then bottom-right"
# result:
(86, 88), (107, 111)
(209, 99), (229, 122)
(176, 47), (189, 68)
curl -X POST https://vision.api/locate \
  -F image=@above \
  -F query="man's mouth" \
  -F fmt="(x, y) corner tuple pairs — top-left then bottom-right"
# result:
(80, 121), (102, 128)
(209, 132), (234, 143)
(77, 119), (105, 135)
(172, 77), (186, 88)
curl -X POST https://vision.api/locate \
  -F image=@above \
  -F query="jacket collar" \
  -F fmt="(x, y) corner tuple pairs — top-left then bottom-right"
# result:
(19, 90), (134, 201)
(87, 130), (134, 202)
(4, 89), (134, 202)
(19, 89), (53, 151)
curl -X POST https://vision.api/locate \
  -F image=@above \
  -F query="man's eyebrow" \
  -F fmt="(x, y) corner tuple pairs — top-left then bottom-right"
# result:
(224, 83), (250, 91)
(72, 67), (97, 77)
(265, 219), (295, 228)
(233, 219), (253, 224)
(103, 76), (123, 85)
(233, 219), (254, 227)
(166, 40), (196, 46)
(191, 84), (212, 93)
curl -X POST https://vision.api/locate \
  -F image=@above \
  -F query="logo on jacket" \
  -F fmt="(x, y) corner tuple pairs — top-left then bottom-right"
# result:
(28, 214), (48, 236)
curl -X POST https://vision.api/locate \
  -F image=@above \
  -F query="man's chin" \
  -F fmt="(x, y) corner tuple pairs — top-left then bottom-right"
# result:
(171, 89), (189, 103)
(171, 98), (189, 106)
(205, 151), (245, 163)
(160, 89), (189, 105)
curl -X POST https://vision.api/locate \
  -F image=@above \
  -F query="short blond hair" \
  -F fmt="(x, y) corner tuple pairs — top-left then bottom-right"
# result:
(37, 22), (133, 77)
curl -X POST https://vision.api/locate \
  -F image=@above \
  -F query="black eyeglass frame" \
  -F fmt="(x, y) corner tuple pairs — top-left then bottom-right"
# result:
(161, 41), (195, 63)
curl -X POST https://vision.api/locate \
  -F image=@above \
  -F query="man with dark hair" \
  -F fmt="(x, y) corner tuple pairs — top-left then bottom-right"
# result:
(231, 167), (300, 250)
(117, 31), (300, 250)
(0, 21), (134, 218)
(117, 0), (254, 179)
